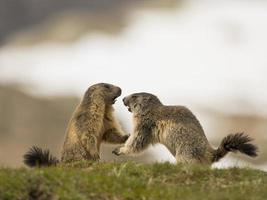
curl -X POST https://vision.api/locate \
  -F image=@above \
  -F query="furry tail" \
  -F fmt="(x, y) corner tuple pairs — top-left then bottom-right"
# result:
(23, 146), (59, 167)
(212, 133), (258, 163)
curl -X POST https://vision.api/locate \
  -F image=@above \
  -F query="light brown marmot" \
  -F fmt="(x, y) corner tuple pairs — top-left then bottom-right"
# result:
(113, 92), (258, 165)
(24, 83), (128, 167)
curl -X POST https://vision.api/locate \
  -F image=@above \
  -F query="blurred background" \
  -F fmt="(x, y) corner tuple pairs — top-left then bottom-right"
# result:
(0, 0), (267, 170)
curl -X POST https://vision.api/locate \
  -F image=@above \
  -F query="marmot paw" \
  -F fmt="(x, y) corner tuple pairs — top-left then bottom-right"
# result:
(86, 153), (100, 161)
(112, 147), (122, 156)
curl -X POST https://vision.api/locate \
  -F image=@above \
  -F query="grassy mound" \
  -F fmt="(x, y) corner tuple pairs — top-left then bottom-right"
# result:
(0, 162), (266, 200)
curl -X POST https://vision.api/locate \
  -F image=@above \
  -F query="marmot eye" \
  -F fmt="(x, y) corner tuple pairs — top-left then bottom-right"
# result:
(104, 85), (110, 89)
(132, 95), (137, 99)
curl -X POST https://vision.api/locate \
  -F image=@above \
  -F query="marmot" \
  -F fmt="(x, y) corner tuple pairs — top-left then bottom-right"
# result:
(112, 92), (258, 165)
(24, 83), (129, 167)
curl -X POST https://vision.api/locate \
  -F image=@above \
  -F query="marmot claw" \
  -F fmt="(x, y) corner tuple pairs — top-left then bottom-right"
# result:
(112, 148), (121, 156)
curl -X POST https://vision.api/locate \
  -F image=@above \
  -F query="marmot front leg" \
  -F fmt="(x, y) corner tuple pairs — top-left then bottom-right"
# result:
(112, 134), (141, 156)
(112, 127), (152, 156)
(103, 117), (129, 144)
(103, 128), (129, 144)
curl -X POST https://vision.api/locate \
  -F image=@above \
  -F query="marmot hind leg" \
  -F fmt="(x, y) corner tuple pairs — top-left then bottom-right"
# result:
(80, 134), (100, 161)
(175, 154), (202, 164)
(175, 147), (209, 165)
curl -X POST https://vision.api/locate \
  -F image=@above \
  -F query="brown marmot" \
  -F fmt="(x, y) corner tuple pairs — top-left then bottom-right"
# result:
(24, 83), (129, 167)
(112, 92), (258, 165)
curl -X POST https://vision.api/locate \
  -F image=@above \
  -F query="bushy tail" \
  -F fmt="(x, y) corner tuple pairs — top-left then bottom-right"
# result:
(23, 146), (59, 167)
(212, 133), (258, 163)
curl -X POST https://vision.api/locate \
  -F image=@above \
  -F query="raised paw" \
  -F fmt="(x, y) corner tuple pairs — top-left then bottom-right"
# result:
(112, 147), (123, 156)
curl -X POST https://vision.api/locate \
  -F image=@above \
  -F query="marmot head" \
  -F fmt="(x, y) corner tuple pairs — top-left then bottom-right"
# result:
(123, 93), (162, 114)
(84, 83), (122, 105)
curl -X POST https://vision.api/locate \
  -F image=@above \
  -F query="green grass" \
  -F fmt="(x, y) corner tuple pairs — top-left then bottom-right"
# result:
(0, 162), (266, 200)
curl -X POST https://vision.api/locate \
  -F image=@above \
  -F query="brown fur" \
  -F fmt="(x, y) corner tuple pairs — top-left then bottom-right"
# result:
(112, 93), (257, 165)
(60, 83), (129, 163)
(23, 83), (128, 167)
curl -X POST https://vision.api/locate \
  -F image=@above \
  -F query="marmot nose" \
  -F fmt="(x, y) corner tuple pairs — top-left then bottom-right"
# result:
(123, 97), (127, 104)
